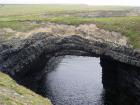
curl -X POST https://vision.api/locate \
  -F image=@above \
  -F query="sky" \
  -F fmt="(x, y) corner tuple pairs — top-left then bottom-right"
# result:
(0, 0), (140, 6)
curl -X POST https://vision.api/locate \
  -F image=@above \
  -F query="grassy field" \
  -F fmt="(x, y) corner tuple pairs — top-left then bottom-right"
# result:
(0, 72), (52, 105)
(0, 4), (132, 17)
(0, 4), (140, 48)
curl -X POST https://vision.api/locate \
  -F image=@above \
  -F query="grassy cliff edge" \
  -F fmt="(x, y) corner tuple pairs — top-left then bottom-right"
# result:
(0, 72), (52, 105)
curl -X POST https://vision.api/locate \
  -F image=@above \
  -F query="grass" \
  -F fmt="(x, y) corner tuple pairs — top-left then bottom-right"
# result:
(0, 4), (132, 17)
(0, 21), (43, 31)
(93, 17), (140, 48)
(0, 16), (140, 48)
(0, 72), (52, 105)
(0, 4), (139, 48)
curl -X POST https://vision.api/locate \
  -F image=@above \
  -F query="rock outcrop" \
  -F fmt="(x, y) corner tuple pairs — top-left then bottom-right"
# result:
(10, 23), (129, 46)
(101, 57), (140, 105)
(0, 25), (140, 77)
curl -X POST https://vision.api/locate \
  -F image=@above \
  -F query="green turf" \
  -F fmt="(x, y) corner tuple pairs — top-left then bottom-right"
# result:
(0, 4), (139, 48)
(0, 4), (132, 17)
(0, 72), (52, 105)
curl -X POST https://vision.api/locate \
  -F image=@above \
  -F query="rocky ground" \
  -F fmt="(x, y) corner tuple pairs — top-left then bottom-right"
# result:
(0, 23), (130, 46)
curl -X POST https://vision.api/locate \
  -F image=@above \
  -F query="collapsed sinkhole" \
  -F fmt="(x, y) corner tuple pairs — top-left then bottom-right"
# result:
(1, 34), (140, 105)
(13, 52), (140, 105)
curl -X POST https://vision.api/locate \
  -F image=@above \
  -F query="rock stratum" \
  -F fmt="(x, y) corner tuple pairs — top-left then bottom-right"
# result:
(0, 23), (140, 77)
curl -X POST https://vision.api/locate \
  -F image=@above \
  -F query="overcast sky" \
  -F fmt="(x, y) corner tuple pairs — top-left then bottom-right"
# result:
(0, 0), (140, 6)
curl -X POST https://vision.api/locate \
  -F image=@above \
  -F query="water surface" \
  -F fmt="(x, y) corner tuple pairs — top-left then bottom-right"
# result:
(42, 56), (104, 105)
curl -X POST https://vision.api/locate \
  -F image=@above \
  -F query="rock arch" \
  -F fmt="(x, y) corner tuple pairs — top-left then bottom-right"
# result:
(0, 32), (140, 76)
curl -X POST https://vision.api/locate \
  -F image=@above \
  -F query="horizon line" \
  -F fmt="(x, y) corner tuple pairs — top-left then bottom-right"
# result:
(0, 3), (139, 7)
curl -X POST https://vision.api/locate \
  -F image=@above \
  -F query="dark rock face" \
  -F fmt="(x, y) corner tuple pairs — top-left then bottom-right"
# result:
(0, 32), (140, 77)
(101, 57), (140, 105)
